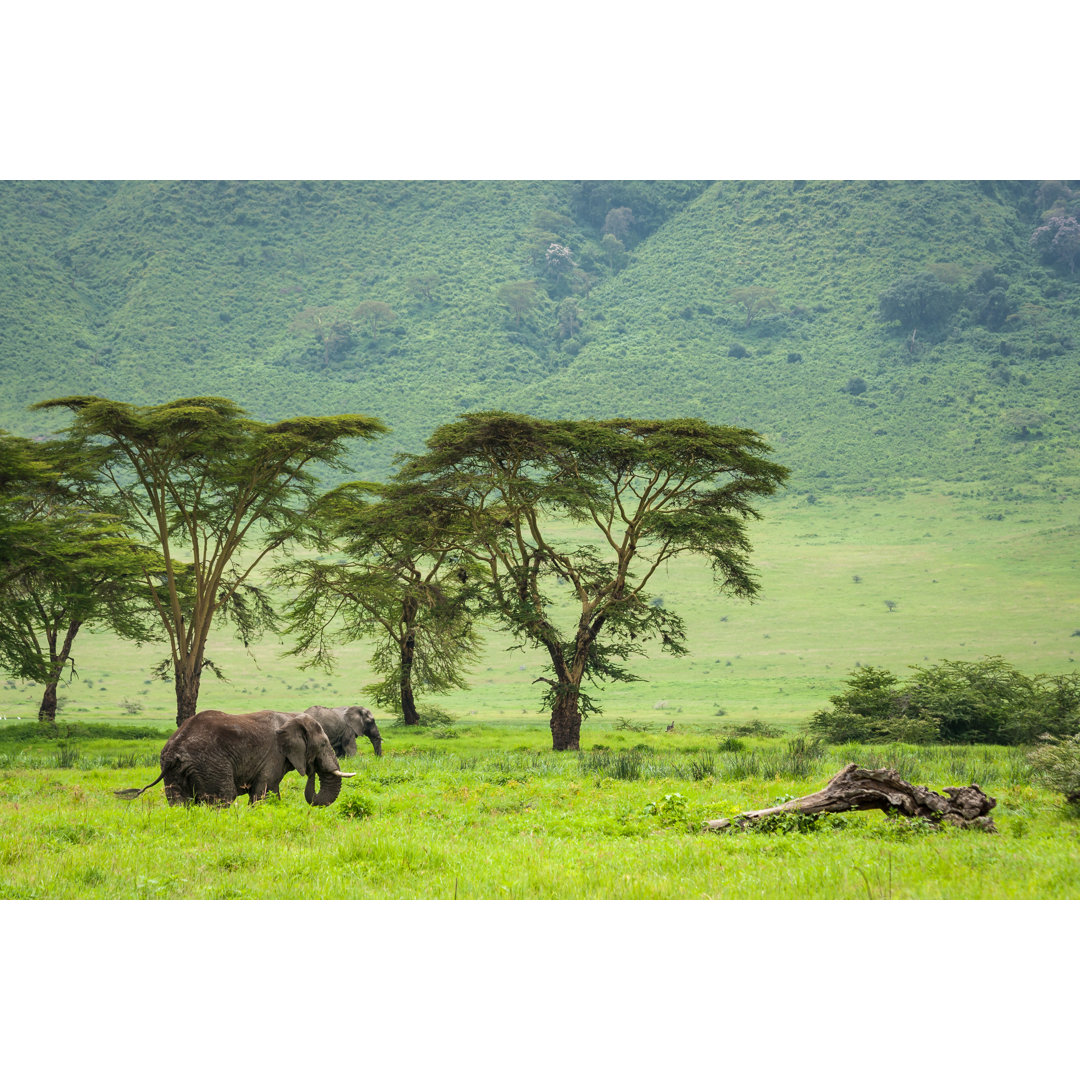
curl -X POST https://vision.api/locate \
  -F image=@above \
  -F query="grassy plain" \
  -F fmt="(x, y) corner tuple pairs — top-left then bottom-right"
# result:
(2, 489), (1075, 730)
(1, 489), (1077, 900)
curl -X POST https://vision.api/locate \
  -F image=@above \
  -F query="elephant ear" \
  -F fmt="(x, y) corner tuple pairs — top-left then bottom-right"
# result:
(276, 718), (308, 776)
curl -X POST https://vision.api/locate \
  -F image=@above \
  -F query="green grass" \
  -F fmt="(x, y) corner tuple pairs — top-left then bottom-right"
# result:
(0, 727), (1074, 899)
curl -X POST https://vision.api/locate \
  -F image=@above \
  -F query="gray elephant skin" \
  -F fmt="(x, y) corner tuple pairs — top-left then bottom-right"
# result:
(114, 710), (355, 807)
(302, 705), (382, 758)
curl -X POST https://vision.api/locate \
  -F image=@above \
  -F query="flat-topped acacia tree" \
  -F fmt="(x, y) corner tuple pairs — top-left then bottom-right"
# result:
(32, 396), (387, 723)
(397, 413), (789, 751)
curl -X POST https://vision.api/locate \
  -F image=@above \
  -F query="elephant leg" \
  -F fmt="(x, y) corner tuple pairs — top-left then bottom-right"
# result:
(194, 779), (238, 806)
(341, 736), (358, 758)
(247, 781), (270, 805)
(164, 781), (190, 806)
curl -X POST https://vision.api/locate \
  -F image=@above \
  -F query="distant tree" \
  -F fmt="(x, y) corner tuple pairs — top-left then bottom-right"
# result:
(397, 413), (788, 751)
(1030, 215), (1080, 274)
(727, 286), (778, 328)
(600, 233), (626, 270)
(1003, 408), (1048, 440)
(532, 209), (576, 235)
(969, 274), (1014, 330)
(31, 396), (387, 723)
(497, 280), (540, 326)
(406, 274), (440, 303)
(352, 300), (397, 341)
(925, 262), (964, 285)
(1014, 302), (1048, 354)
(1035, 180), (1075, 213)
(877, 274), (960, 334)
(545, 243), (577, 288)
(556, 298), (582, 340)
(276, 481), (482, 725)
(0, 433), (160, 723)
(602, 207), (635, 243)
(289, 306), (356, 368)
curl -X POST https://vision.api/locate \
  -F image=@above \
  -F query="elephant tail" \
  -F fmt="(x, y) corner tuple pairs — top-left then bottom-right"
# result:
(114, 773), (164, 800)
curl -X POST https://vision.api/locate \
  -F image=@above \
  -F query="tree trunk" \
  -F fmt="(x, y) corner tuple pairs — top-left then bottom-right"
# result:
(38, 681), (59, 725)
(174, 663), (202, 727)
(38, 619), (80, 724)
(549, 692), (582, 751)
(399, 613), (419, 725)
(399, 665), (420, 725)
(703, 763), (997, 832)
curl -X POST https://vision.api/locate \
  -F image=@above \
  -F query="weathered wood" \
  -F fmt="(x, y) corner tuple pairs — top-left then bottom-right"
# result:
(702, 763), (997, 833)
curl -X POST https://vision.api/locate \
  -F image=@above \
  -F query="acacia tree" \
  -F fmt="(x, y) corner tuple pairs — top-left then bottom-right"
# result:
(727, 286), (778, 327)
(276, 481), (482, 725)
(352, 300), (397, 342)
(32, 396), (387, 723)
(0, 433), (160, 722)
(398, 413), (788, 750)
(498, 281), (540, 326)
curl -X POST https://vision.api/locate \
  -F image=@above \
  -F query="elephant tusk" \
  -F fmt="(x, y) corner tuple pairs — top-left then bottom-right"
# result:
(333, 770), (356, 778)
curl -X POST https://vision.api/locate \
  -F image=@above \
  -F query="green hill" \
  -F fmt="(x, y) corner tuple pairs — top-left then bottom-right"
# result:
(2, 179), (1078, 495)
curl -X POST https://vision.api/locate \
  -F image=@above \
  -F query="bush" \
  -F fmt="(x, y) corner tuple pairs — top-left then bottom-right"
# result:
(722, 719), (784, 739)
(808, 658), (1080, 746)
(1028, 734), (1080, 804)
(336, 789), (376, 819)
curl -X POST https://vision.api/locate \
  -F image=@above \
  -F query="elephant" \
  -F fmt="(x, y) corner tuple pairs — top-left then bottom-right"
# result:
(302, 705), (383, 759)
(114, 709), (355, 807)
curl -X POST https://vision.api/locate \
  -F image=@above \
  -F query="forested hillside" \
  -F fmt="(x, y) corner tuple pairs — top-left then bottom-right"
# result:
(2, 179), (1077, 494)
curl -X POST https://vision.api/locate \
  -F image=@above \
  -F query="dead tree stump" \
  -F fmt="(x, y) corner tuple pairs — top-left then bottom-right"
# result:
(702, 763), (997, 833)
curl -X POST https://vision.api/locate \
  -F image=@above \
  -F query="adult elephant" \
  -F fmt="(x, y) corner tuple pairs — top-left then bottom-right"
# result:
(114, 710), (355, 807)
(302, 705), (383, 759)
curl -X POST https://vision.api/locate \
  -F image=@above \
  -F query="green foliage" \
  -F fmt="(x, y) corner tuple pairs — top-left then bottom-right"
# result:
(1027, 733), (1080, 805)
(877, 273), (961, 334)
(808, 657), (1080, 745)
(642, 791), (691, 828)
(722, 719), (784, 739)
(336, 788), (376, 819)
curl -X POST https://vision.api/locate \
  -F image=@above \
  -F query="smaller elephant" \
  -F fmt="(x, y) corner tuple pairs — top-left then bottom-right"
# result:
(114, 709), (355, 807)
(302, 705), (382, 759)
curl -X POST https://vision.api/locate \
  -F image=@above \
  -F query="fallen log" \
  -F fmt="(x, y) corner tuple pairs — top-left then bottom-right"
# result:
(702, 762), (997, 833)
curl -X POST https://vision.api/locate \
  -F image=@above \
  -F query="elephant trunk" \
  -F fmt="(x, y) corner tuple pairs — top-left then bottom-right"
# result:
(304, 767), (354, 807)
(369, 734), (383, 757)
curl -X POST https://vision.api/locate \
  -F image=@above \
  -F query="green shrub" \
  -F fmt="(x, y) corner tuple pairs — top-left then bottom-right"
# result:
(808, 658), (1080, 746)
(337, 790), (376, 819)
(723, 719), (784, 739)
(642, 792), (691, 827)
(1028, 734), (1080, 805)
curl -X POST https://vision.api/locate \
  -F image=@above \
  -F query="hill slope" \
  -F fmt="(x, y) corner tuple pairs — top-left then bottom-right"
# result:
(1, 179), (1077, 494)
